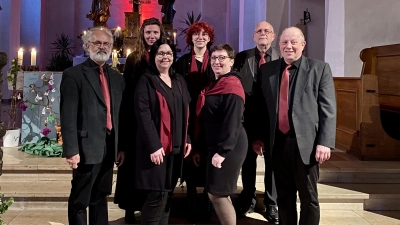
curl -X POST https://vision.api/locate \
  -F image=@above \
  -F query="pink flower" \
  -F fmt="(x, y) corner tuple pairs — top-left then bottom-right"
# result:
(19, 103), (28, 111)
(41, 127), (51, 136)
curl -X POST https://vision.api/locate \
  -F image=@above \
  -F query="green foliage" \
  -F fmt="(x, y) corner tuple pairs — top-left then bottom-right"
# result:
(0, 187), (13, 225)
(46, 34), (74, 71)
(6, 58), (20, 91)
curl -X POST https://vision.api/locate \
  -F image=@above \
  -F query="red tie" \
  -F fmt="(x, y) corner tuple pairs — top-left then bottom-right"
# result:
(99, 66), (113, 130)
(278, 64), (292, 134)
(259, 52), (266, 68)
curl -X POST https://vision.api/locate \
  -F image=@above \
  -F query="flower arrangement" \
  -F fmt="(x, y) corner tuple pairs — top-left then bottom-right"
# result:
(0, 187), (13, 225)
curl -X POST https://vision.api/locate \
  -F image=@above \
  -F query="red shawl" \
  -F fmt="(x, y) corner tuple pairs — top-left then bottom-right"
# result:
(194, 75), (245, 140)
(156, 90), (190, 155)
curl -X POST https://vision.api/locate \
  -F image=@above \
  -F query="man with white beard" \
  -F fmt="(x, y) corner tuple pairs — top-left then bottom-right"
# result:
(60, 26), (125, 225)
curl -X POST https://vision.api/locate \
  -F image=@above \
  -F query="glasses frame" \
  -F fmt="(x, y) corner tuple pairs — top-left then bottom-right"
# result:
(254, 29), (274, 35)
(88, 41), (112, 48)
(156, 51), (174, 58)
(210, 55), (230, 62)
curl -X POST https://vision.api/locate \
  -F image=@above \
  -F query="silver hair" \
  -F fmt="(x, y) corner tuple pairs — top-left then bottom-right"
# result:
(281, 27), (306, 42)
(82, 26), (113, 53)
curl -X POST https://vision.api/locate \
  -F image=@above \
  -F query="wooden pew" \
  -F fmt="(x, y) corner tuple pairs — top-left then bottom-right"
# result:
(334, 44), (400, 160)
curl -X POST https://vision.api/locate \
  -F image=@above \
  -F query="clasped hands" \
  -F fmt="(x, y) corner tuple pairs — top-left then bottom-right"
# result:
(252, 140), (331, 164)
(150, 143), (192, 165)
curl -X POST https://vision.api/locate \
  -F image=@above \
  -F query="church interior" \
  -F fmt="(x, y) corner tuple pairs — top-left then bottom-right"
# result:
(1, 0), (400, 224)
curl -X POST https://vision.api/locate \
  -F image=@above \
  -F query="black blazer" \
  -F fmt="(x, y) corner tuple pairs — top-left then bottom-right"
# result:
(233, 47), (280, 141)
(134, 71), (191, 191)
(60, 59), (125, 164)
(260, 57), (337, 165)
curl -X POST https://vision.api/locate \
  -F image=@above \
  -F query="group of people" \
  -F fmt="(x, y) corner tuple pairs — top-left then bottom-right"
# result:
(60, 16), (336, 225)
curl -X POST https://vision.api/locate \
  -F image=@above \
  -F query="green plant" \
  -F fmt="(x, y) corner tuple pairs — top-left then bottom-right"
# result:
(46, 34), (74, 71)
(0, 187), (13, 225)
(178, 11), (203, 51)
(6, 58), (22, 129)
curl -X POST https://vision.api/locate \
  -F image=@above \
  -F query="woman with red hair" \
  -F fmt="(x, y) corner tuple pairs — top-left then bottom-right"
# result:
(174, 21), (215, 223)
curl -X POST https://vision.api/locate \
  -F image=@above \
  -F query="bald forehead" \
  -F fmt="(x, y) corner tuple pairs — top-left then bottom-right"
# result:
(255, 22), (274, 32)
(280, 27), (304, 41)
(91, 30), (111, 40)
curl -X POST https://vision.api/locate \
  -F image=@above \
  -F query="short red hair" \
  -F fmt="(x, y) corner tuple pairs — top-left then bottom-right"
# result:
(186, 22), (215, 47)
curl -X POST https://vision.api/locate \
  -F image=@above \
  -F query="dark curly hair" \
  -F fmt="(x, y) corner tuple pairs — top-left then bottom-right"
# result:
(185, 22), (215, 47)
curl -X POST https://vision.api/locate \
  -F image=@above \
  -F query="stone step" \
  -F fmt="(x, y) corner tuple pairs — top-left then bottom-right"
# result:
(7, 180), (400, 211)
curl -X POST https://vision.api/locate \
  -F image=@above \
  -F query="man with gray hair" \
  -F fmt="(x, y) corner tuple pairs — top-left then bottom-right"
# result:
(233, 21), (280, 224)
(61, 26), (125, 225)
(259, 27), (336, 225)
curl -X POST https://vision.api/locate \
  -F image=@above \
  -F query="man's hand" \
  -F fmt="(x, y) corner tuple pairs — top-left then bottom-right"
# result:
(315, 144), (331, 164)
(184, 143), (192, 158)
(66, 154), (80, 169)
(116, 151), (125, 167)
(252, 140), (264, 156)
(212, 153), (225, 168)
(150, 148), (165, 165)
(192, 151), (201, 167)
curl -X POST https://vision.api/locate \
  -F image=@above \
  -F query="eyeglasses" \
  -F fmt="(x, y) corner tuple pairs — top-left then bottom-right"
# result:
(89, 41), (112, 48)
(210, 55), (230, 62)
(254, 29), (274, 35)
(156, 51), (173, 58)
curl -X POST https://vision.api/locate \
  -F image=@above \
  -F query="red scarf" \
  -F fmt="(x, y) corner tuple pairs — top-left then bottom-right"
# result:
(156, 90), (172, 155)
(145, 51), (150, 62)
(190, 49), (209, 73)
(194, 75), (245, 140)
(156, 90), (190, 155)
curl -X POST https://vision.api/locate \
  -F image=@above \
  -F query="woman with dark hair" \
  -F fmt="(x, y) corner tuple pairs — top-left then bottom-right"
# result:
(114, 17), (165, 224)
(197, 43), (247, 225)
(134, 39), (192, 225)
(174, 21), (215, 222)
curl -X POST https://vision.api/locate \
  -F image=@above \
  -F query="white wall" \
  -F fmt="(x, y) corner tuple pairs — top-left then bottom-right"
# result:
(344, 0), (400, 76)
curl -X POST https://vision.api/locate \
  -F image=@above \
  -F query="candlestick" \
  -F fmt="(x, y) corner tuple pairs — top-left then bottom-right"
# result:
(173, 32), (176, 45)
(31, 48), (37, 66)
(126, 49), (131, 57)
(18, 48), (23, 66)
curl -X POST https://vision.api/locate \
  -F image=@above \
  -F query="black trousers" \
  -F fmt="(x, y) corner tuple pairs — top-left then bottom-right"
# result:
(240, 139), (277, 206)
(68, 133), (115, 225)
(141, 191), (170, 225)
(272, 131), (320, 225)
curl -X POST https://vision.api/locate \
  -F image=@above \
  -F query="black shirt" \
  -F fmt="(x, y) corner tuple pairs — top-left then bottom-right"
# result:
(159, 77), (183, 154)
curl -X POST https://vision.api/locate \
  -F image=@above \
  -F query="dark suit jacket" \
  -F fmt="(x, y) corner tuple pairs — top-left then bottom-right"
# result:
(233, 47), (280, 142)
(60, 59), (125, 164)
(260, 57), (336, 165)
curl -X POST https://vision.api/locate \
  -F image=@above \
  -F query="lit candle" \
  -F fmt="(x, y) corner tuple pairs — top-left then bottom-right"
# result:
(18, 48), (23, 65)
(31, 48), (37, 66)
(173, 32), (176, 45)
(126, 49), (131, 57)
(114, 26), (121, 38)
(83, 30), (87, 36)
(112, 50), (117, 67)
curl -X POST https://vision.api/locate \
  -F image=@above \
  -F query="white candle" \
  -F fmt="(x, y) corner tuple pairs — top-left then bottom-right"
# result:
(18, 48), (23, 66)
(112, 50), (117, 67)
(83, 30), (87, 36)
(31, 48), (37, 66)
(126, 49), (131, 57)
(173, 32), (176, 45)
(114, 26), (121, 38)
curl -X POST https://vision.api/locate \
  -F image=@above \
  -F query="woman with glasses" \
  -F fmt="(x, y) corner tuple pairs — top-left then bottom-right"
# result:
(114, 17), (165, 224)
(196, 43), (247, 225)
(134, 39), (192, 225)
(174, 21), (215, 223)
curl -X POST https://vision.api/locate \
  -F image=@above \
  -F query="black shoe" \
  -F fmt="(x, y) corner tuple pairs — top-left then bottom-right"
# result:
(186, 191), (198, 223)
(235, 194), (256, 218)
(124, 209), (136, 224)
(265, 205), (279, 224)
